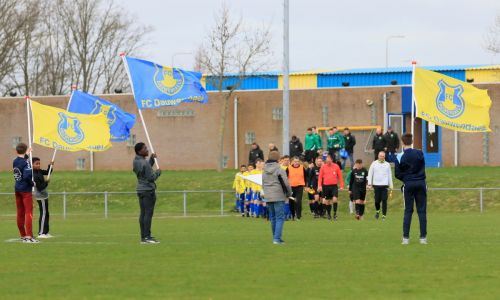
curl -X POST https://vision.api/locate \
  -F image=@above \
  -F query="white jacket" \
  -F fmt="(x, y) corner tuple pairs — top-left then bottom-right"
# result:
(368, 160), (393, 188)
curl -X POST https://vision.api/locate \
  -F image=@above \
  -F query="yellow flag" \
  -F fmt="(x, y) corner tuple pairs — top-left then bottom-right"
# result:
(414, 68), (492, 132)
(30, 100), (112, 152)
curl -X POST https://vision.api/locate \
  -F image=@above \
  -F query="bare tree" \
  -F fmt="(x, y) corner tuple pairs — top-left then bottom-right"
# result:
(56, 0), (150, 94)
(197, 4), (272, 171)
(485, 13), (500, 56)
(0, 0), (26, 95)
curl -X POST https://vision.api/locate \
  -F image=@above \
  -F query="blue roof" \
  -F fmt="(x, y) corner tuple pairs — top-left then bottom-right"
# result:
(321, 64), (489, 75)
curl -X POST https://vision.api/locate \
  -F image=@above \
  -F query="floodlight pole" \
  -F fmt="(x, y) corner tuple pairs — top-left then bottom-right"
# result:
(282, 0), (290, 155)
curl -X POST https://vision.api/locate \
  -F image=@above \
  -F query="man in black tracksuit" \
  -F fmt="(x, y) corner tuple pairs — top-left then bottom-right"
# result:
(342, 128), (356, 170)
(133, 142), (161, 244)
(289, 136), (303, 159)
(32, 157), (53, 238)
(248, 143), (264, 165)
(384, 126), (400, 163)
(395, 133), (428, 245)
(349, 159), (368, 219)
(372, 128), (386, 161)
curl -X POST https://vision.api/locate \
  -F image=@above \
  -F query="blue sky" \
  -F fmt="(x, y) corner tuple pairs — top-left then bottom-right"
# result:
(120, 0), (500, 71)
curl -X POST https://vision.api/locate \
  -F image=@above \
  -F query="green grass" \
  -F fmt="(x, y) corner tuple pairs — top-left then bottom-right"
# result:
(1, 213), (500, 299)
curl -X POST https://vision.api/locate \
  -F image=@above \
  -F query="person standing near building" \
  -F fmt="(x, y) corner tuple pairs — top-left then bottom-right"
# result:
(268, 143), (279, 153)
(367, 151), (393, 221)
(13, 143), (38, 243)
(287, 157), (307, 220)
(317, 154), (344, 221)
(133, 142), (161, 244)
(395, 133), (428, 245)
(263, 151), (292, 245)
(384, 126), (400, 163)
(327, 127), (345, 162)
(349, 159), (368, 220)
(304, 128), (320, 163)
(289, 135), (303, 159)
(342, 127), (356, 170)
(372, 127), (386, 161)
(248, 143), (264, 165)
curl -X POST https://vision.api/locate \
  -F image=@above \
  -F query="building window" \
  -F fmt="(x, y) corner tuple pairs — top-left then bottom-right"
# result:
(127, 134), (136, 147)
(12, 136), (22, 148)
(245, 131), (256, 144)
(223, 155), (229, 169)
(76, 158), (85, 170)
(272, 107), (283, 120)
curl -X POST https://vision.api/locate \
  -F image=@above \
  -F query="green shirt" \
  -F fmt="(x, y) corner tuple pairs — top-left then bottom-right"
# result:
(304, 133), (316, 151)
(327, 132), (345, 149)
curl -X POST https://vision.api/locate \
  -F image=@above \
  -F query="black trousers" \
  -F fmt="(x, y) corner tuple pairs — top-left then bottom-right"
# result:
(403, 180), (427, 239)
(37, 199), (49, 235)
(304, 150), (317, 163)
(373, 186), (388, 215)
(291, 186), (304, 219)
(138, 190), (157, 239)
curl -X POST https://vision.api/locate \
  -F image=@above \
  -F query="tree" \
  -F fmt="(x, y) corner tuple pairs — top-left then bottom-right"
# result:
(485, 13), (500, 56)
(0, 0), (26, 95)
(196, 3), (272, 171)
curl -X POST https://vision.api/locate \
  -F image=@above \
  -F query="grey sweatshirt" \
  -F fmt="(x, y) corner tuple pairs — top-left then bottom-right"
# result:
(133, 155), (161, 191)
(262, 161), (292, 203)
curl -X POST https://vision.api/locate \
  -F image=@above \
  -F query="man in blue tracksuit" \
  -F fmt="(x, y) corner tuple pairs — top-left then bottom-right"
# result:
(395, 133), (427, 245)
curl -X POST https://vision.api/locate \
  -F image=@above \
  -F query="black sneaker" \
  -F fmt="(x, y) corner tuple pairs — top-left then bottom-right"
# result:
(333, 214), (338, 221)
(141, 237), (160, 244)
(375, 212), (380, 219)
(327, 215), (332, 220)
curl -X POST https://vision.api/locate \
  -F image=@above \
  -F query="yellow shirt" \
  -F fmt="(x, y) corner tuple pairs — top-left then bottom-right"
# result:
(232, 172), (246, 194)
(242, 171), (252, 192)
(251, 169), (263, 192)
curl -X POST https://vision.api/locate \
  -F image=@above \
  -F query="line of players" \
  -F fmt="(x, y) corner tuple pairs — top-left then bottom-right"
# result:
(233, 153), (375, 221)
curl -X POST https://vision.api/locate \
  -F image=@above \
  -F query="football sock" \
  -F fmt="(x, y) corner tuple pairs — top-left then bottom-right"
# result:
(309, 203), (314, 213)
(333, 203), (338, 214)
(326, 204), (332, 216)
(360, 204), (365, 216)
(355, 203), (360, 215)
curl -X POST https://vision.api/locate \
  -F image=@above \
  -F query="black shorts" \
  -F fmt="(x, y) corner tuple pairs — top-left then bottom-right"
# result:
(352, 189), (366, 201)
(322, 185), (338, 199)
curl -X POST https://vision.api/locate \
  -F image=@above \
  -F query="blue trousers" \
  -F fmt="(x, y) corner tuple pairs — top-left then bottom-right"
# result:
(267, 201), (285, 242)
(403, 180), (427, 239)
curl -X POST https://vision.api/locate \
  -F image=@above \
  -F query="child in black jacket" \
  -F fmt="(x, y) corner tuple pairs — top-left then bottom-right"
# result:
(32, 157), (54, 238)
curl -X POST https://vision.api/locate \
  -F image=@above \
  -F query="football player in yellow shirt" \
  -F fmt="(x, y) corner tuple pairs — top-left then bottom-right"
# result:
(232, 164), (247, 216)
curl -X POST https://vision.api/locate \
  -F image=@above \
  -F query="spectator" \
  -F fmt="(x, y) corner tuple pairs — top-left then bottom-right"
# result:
(289, 135), (303, 159)
(384, 126), (400, 163)
(263, 151), (292, 245)
(248, 143), (264, 165)
(342, 127), (356, 170)
(269, 143), (279, 153)
(372, 127), (386, 161)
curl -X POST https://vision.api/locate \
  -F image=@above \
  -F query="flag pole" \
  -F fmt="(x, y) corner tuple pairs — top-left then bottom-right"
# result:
(120, 53), (160, 169)
(411, 61), (417, 141)
(47, 85), (77, 180)
(26, 97), (34, 187)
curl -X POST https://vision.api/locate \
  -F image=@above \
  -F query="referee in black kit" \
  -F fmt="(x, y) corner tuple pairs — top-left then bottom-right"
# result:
(395, 133), (427, 245)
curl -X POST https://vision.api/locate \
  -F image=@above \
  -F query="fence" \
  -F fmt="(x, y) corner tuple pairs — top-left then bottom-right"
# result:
(0, 188), (499, 219)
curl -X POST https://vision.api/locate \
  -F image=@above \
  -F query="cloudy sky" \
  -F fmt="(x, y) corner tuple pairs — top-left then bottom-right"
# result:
(120, 0), (500, 71)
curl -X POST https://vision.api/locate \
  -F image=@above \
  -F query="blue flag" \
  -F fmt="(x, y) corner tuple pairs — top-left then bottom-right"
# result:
(68, 90), (136, 142)
(123, 56), (208, 109)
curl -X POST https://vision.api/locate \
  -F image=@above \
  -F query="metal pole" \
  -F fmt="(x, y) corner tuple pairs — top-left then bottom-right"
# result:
(63, 191), (67, 220)
(454, 131), (458, 166)
(183, 191), (187, 217)
(383, 93), (388, 132)
(234, 97), (239, 169)
(282, 0), (290, 155)
(90, 151), (94, 172)
(480, 188), (483, 213)
(104, 191), (108, 219)
(411, 61), (416, 139)
(220, 191), (224, 216)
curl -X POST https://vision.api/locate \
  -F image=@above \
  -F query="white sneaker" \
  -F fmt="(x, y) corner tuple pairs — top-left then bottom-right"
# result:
(419, 238), (428, 245)
(38, 234), (53, 239)
(23, 237), (40, 243)
(402, 238), (410, 245)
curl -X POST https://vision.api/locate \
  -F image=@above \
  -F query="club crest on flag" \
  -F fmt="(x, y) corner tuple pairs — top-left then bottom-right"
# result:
(154, 65), (185, 96)
(90, 101), (117, 126)
(57, 112), (85, 145)
(436, 80), (465, 119)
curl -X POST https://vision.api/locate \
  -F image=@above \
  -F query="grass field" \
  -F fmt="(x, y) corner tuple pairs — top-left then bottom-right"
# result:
(1, 213), (500, 299)
(1, 167), (500, 299)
